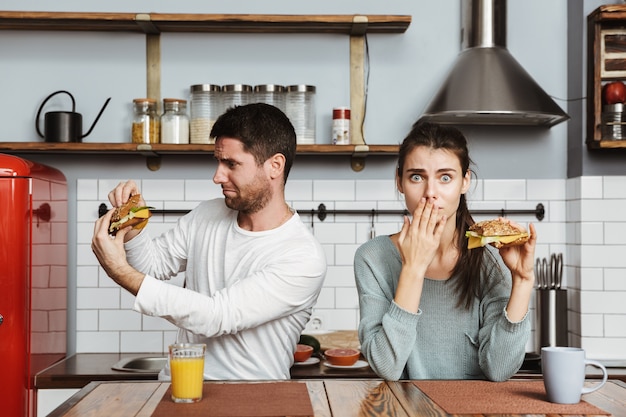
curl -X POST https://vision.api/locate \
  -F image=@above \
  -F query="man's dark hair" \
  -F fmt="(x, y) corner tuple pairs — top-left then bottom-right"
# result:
(211, 103), (297, 183)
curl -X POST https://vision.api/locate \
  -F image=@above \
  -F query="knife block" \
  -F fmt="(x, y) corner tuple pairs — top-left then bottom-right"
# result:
(535, 288), (568, 351)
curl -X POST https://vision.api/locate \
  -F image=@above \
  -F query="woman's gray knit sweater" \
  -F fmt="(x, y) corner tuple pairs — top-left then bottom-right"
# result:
(354, 235), (530, 381)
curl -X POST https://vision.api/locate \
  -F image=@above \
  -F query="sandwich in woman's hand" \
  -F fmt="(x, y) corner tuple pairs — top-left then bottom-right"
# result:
(465, 219), (529, 249)
(108, 194), (153, 235)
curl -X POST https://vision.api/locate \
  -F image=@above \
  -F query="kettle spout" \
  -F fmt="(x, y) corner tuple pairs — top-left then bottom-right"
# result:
(81, 97), (111, 139)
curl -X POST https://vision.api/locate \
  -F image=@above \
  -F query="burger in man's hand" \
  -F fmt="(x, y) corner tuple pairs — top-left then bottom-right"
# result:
(108, 194), (153, 235)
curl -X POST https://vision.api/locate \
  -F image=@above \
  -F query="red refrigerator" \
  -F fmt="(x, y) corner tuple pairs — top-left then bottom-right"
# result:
(0, 154), (67, 417)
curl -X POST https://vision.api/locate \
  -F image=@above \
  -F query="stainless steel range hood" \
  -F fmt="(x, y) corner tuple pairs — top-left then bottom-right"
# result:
(419, 0), (569, 127)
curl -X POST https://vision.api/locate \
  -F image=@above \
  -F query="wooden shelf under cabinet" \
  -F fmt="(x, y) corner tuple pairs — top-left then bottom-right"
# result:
(587, 5), (626, 149)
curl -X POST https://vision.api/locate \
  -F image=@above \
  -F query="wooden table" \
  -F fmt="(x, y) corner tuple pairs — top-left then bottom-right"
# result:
(48, 379), (626, 417)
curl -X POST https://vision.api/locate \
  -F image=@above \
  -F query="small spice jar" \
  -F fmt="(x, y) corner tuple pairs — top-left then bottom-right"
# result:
(161, 98), (189, 144)
(332, 106), (351, 145)
(190, 84), (222, 144)
(132, 98), (160, 144)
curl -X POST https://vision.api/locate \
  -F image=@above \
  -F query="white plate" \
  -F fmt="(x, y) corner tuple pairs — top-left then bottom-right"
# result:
(323, 359), (369, 369)
(293, 357), (320, 366)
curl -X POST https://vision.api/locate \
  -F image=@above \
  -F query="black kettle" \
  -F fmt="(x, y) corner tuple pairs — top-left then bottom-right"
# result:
(35, 90), (111, 143)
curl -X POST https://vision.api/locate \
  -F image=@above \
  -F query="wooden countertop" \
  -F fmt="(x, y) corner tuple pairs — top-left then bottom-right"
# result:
(34, 352), (379, 389)
(35, 353), (164, 389)
(47, 379), (626, 417)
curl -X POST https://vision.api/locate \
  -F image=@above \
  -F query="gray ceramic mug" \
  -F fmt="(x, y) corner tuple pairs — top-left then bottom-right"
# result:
(541, 347), (608, 404)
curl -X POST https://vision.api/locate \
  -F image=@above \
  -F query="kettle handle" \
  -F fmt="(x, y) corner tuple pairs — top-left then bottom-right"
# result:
(35, 90), (76, 138)
(81, 97), (111, 139)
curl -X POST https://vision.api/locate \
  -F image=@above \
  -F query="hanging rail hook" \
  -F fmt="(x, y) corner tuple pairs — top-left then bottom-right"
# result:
(97, 203), (545, 221)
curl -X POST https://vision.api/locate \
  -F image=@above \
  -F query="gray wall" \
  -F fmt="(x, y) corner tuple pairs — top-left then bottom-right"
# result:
(2, 0), (578, 180)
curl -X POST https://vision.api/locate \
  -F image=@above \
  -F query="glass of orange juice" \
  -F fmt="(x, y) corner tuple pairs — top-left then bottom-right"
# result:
(169, 343), (206, 403)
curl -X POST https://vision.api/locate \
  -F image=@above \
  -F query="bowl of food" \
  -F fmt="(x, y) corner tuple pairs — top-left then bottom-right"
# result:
(324, 348), (360, 366)
(294, 344), (314, 362)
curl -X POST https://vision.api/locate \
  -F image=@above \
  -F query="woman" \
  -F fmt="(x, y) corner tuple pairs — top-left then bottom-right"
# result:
(354, 122), (536, 381)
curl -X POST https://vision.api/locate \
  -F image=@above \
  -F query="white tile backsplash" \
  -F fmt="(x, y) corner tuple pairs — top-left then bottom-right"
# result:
(142, 180), (186, 200)
(604, 222), (626, 244)
(76, 288), (120, 310)
(324, 266), (357, 287)
(184, 179), (221, 200)
(605, 315), (626, 337)
(355, 180), (397, 201)
(314, 222), (355, 244)
(76, 331), (119, 353)
(120, 331), (165, 353)
(335, 287), (359, 309)
(579, 314), (604, 337)
(72, 177), (626, 360)
(579, 176), (603, 199)
(527, 179), (566, 200)
(605, 269), (626, 291)
(313, 180), (354, 201)
(483, 179), (526, 200)
(76, 310), (98, 331)
(76, 179), (98, 200)
(604, 176), (626, 198)
(99, 310), (142, 331)
(285, 180), (313, 201)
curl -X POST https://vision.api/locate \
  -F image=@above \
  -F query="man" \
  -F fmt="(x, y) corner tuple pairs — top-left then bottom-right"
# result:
(92, 103), (327, 380)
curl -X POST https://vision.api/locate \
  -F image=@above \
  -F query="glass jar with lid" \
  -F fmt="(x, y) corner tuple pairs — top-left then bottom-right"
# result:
(222, 84), (252, 111)
(254, 84), (286, 113)
(161, 98), (189, 144)
(132, 98), (160, 144)
(286, 85), (316, 144)
(189, 84), (222, 144)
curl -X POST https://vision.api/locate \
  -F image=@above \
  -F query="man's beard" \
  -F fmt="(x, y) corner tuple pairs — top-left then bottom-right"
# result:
(223, 175), (272, 214)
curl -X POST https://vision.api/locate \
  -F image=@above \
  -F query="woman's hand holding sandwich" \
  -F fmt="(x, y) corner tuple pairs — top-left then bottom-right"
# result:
(498, 219), (537, 322)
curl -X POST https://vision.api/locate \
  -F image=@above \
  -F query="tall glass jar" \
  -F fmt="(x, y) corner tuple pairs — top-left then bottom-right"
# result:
(286, 85), (316, 144)
(132, 98), (160, 144)
(254, 84), (286, 113)
(161, 98), (189, 144)
(190, 84), (222, 144)
(222, 84), (252, 111)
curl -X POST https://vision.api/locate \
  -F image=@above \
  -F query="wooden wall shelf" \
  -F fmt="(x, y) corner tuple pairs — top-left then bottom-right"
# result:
(0, 11), (410, 170)
(0, 142), (399, 155)
(0, 11), (411, 34)
(0, 142), (400, 171)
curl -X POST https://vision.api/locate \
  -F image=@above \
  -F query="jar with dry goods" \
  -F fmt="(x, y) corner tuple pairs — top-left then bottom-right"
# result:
(190, 84), (222, 144)
(286, 85), (316, 144)
(254, 84), (286, 113)
(332, 106), (351, 145)
(161, 98), (189, 144)
(132, 98), (160, 144)
(222, 84), (252, 111)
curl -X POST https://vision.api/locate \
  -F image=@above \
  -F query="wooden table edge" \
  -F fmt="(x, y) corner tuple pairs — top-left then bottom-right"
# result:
(45, 378), (626, 417)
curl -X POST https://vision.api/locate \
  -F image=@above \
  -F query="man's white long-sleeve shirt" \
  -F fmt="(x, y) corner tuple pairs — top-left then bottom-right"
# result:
(126, 198), (327, 380)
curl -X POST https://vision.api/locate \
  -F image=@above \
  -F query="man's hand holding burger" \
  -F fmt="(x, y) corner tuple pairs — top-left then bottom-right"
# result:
(91, 181), (150, 296)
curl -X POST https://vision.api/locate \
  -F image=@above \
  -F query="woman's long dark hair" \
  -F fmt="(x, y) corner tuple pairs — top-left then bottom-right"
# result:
(397, 121), (485, 310)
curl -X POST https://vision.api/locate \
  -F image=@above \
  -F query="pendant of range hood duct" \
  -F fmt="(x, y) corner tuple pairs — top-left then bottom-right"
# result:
(419, 0), (569, 127)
